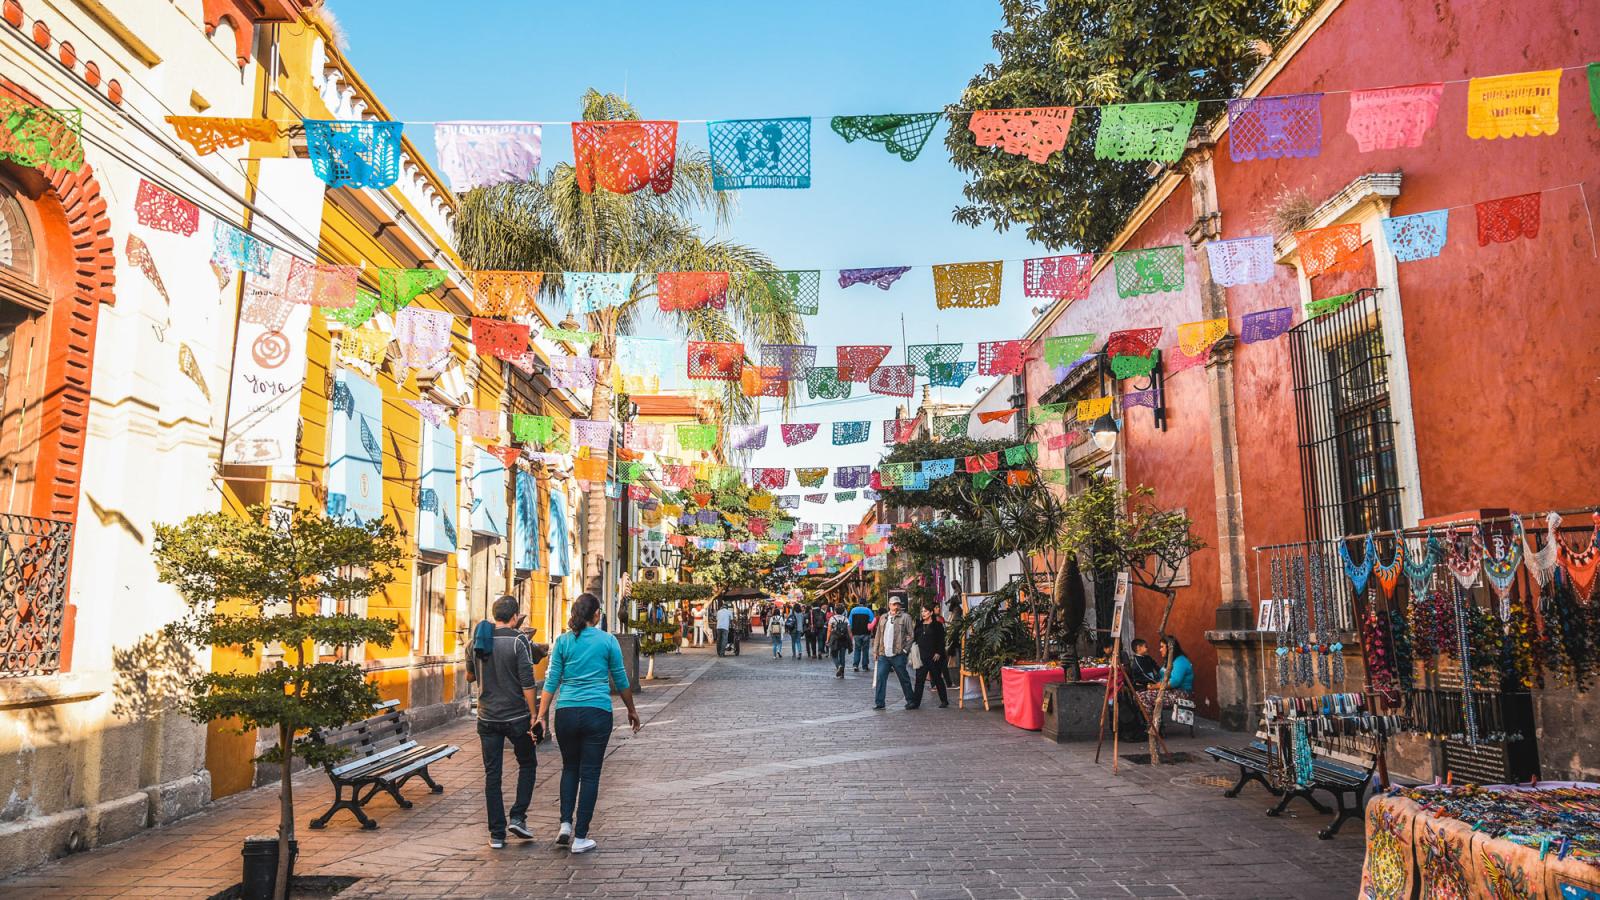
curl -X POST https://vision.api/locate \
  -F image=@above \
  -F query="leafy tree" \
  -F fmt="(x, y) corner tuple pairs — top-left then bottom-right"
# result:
(455, 89), (806, 586)
(629, 581), (713, 678)
(880, 435), (1022, 562)
(946, 0), (1309, 251)
(154, 507), (404, 900)
(674, 480), (799, 592)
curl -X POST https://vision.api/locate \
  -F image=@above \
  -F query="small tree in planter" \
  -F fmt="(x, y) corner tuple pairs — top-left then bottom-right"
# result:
(154, 506), (404, 900)
(630, 581), (712, 678)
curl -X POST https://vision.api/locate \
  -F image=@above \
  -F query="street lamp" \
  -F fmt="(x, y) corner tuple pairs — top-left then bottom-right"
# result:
(1090, 412), (1120, 453)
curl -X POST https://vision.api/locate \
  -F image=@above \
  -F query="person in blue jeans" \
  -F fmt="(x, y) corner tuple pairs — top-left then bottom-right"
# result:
(788, 604), (806, 660)
(767, 606), (784, 658)
(474, 595), (541, 849)
(871, 597), (916, 709)
(536, 593), (641, 854)
(848, 596), (875, 673)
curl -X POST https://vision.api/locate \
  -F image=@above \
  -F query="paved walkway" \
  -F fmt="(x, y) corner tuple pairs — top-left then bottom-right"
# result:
(4, 648), (1364, 898)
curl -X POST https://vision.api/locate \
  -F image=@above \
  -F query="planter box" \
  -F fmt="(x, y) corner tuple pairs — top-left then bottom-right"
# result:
(1041, 681), (1109, 742)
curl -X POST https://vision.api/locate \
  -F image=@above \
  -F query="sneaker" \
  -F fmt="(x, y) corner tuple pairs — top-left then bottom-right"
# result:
(835, 668), (844, 678)
(873, 705), (886, 710)
(490, 837), (506, 849)
(570, 837), (597, 854)
(508, 819), (533, 840)
(556, 822), (573, 846)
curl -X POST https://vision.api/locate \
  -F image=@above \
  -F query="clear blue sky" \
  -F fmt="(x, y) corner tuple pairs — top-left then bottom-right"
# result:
(332, 0), (1052, 529)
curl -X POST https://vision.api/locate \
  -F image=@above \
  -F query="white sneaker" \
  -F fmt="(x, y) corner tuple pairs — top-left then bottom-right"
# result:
(556, 822), (572, 846)
(570, 837), (597, 854)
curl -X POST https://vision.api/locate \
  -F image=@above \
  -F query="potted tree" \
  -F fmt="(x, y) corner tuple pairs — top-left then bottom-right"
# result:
(630, 581), (712, 679)
(154, 506), (403, 900)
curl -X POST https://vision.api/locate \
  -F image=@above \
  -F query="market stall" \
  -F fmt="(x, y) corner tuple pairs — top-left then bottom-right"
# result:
(1002, 663), (1113, 730)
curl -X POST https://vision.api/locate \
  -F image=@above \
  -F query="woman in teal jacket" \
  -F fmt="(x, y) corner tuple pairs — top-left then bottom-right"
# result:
(1136, 635), (1194, 719)
(536, 593), (640, 854)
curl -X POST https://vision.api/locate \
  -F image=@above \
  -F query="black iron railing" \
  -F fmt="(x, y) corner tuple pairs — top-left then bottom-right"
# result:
(0, 514), (74, 677)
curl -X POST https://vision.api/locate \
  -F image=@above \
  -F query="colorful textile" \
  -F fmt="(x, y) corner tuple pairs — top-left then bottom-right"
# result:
(1022, 253), (1093, 301)
(752, 269), (821, 315)
(657, 271), (729, 311)
(1177, 319), (1229, 356)
(165, 115), (279, 156)
(968, 106), (1074, 163)
(408, 399), (451, 429)
(543, 326), (599, 345)
(1004, 443), (1038, 466)
(340, 326), (389, 367)
(741, 364), (787, 398)
(905, 343), (961, 376)
(1205, 236), (1275, 286)
(1042, 334), (1096, 367)
(1110, 354), (1157, 379)
(1381, 209), (1449, 261)
(1006, 471), (1035, 487)
(1123, 389), (1159, 409)
(125, 235), (170, 306)
(868, 365), (914, 397)
(835, 491), (858, 502)
(1466, 69), (1562, 139)
(687, 341), (744, 381)
(1093, 101), (1197, 163)
(1239, 307), (1295, 343)
(834, 465), (870, 489)
(804, 366), (852, 400)
(781, 423), (818, 446)
(135, 179), (200, 235)
(1345, 83), (1444, 152)
(1305, 291), (1357, 318)
(759, 343), (816, 378)
(1113, 245), (1185, 297)
(838, 267), (911, 290)
(804, 494), (828, 504)
(1106, 327), (1163, 358)
(458, 408), (502, 440)
(623, 422), (664, 451)
(708, 117), (810, 189)
(1167, 346), (1210, 375)
(1475, 192), (1541, 245)
(928, 361), (976, 387)
(729, 424), (768, 450)
(832, 421), (870, 445)
(752, 468), (789, 489)
(572, 418), (612, 450)
(830, 113), (941, 161)
(393, 307), (452, 372)
(0, 100), (83, 172)
(467, 270), (541, 317)
(573, 457), (606, 482)
(378, 267), (447, 312)
(550, 355), (599, 391)
(303, 119), (402, 189)
(979, 339), (1032, 376)
(614, 335), (671, 394)
(837, 345), (891, 382)
(922, 458), (956, 480)
(471, 317), (530, 360)
(1076, 397), (1113, 422)
(934, 413), (969, 438)
(884, 418), (919, 444)
(1227, 93), (1322, 161)
(1294, 223), (1363, 277)
(434, 122), (541, 193)
(1027, 404), (1069, 424)
(965, 452), (1000, 473)
(572, 120), (677, 194)
(513, 414), (555, 445)
(564, 272), (634, 313)
(676, 424), (718, 452)
(212, 221), (274, 276)
(933, 261), (1003, 309)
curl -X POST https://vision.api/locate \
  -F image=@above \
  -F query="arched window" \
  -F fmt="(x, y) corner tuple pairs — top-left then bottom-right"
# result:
(0, 176), (48, 516)
(0, 185), (37, 281)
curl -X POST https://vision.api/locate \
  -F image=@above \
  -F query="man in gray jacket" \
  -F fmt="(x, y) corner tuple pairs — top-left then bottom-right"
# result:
(870, 596), (916, 710)
(476, 595), (540, 849)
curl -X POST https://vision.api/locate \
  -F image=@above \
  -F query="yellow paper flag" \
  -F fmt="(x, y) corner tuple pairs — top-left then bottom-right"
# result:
(1467, 69), (1561, 139)
(1076, 396), (1114, 422)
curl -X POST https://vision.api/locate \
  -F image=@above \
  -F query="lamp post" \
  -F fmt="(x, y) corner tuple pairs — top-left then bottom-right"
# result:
(1089, 412), (1120, 453)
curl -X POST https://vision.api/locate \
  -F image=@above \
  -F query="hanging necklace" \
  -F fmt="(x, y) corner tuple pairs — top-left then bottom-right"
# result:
(1373, 532), (1405, 601)
(1555, 511), (1600, 605)
(1523, 511), (1561, 592)
(1445, 527), (1485, 590)
(1402, 532), (1441, 599)
(1478, 517), (1525, 621)
(1271, 554), (1289, 687)
(1450, 581), (1478, 747)
(1338, 533), (1376, 596)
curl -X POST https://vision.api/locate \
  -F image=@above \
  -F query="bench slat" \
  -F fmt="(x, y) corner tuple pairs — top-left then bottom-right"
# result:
(373, 745), (459, 783)
(330, 739), (419, 777)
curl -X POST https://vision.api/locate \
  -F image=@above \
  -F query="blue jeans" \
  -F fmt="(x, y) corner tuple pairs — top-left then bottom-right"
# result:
(875, 653), (914, 708)
(852, 635), (870, 669)
(790, 632), (803, 657)
(770, 633), (782, 656)
(831, 643), (848, 670)
(477, 716), (537, 839)
(554, 706), (612, 839)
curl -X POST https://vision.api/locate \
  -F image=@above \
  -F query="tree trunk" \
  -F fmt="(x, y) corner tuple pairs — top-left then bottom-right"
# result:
(1146, 587), (1179, 766)
(581, 311), (618, 615)
(274, 722), (293, 900)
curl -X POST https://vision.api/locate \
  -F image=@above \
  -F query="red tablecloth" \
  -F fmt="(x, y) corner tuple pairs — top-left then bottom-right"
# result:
(1001, 666), (1064, 730)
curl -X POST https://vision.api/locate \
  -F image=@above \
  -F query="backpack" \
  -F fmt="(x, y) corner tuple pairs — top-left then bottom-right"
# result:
(828, 615), (851, 649)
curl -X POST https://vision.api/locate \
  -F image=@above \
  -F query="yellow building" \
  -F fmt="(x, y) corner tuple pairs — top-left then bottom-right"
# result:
(208, 13), (587, 795)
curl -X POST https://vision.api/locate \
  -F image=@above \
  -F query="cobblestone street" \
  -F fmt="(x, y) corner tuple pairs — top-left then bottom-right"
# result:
(4, 650), (1365, 898)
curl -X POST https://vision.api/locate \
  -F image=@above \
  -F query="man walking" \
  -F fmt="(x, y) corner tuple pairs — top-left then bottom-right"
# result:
(805, 603), (825, 658)
(714, 601), (735, 656)
(871, 596), (916, 710)
(848, 593), (875, 673)
(476, 595), (540, 849)
(826, 604), (852, 677)
(788, 602), (806, 660)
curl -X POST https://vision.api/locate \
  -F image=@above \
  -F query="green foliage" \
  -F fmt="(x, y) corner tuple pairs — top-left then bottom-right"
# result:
(946, 0), (1309, 251)
(878, 436), (1019, 521)
(674, 479), (799, 590)
(890, 518), (996, 565)
(630, 582), (713, 603)
(959, 580), (1036, 679)
(629, 611), (681, 658)
(1058, 476), (1204, 592)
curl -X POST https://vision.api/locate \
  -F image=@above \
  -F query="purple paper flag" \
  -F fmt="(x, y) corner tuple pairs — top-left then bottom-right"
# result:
(435, 122), (542, 193)
(838, 267), (911, 290)
(1226, 93), (1322, 162)
(1239, 307), (1295, 343)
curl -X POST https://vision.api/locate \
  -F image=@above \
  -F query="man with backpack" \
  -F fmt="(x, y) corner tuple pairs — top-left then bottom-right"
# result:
(805, 603), (826, 659)
(826, 604), (853, 677)
(848, 592), (875, 673)
(475, 595), (542, 849)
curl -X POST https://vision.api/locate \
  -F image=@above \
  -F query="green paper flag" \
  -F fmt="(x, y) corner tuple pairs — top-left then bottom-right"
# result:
(933, 413), (969, 439)
(1113, 245), (1185, 298)
(1094, 101), (1199, 163)
(830, 113), (942, 162)
(513, 413), (555, 444)
(378, 267), (448, 313)
(1589, 63), (1600, 130)
(1028, 404), (1069, 424)
(1043, 334), (1096, 367)
(1003, 443), (1038, 466)
(973, 472), (997, 491)
(543, 326), (600, 345)
(906, 343), (962, 376)
(677, 424), (718, 451)
(327, 290), (380, 329)
(1306, 291), (1357, 318)
(1110, 353), (1158, 379)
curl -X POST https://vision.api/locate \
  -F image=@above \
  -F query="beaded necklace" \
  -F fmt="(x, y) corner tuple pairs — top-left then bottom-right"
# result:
(1338, 532), (1375, 596)
(1445, 528), (1485, 590)
(1478, 517), (1525, 621)
(1290, 555), (1313, 686)
(1309, 551), (1332, 686)
(1522, 511), (1561, 592)
(1450, 581), (1479, 746)
(1372, 532), (1405, 600)
(1271, 555), (1289, 687)
(1555, 511), (1600, 605)
(1402, 532), (1441, 599)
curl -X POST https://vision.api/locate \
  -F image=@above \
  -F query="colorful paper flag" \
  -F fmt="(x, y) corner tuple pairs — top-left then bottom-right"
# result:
(1475, 193), (1540, 245)
(434, 122), (542, 192)
(830, 113), (941, 162)
(933, 261), (1003, 309)
(573, 120), (677, 194)
(687, 341), (744, 381)
(838, 267), (911, 290)
(1177, 319), (1229, 356)
(657, 271), (730, 311)
(1227, 93), (1322, 161)
(1239, 307), (1295, 343)
(805, 366), (852, 400)
(1042, 334), (1096, 367)
(868, 365), (914, 398)
(135, 179), (199, 235)
(1204, 236), (1275, 287)
(303, 119), (403, 189)
(564, 272), (634, 313)
(978, 340), (1032, 376)
(927, 361), (977, 387)
(781, 423), (819, 446)
(1022, 253), (1093, 301)
(837, 345), (891, 382)
(832, 421), (870, 445)
(1113, 245), (1185, 297)
(1294, 224), (1364, 277)
(1094, 101), (1197, 163)
(707, 117), (811, 189)
(968, 106), (1075, 163)
(471, 317), (530, 361)
(1345, 83), (1444, 152)
(1381, 209), (1449, 262)
(1466, 69), (1562, 139)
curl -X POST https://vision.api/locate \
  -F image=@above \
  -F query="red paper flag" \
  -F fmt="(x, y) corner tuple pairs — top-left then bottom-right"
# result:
(1294, 223), (1364, 277)
(837, 345), (890, 382)
(687, 341), (744, 381)
(977, 409), (1017, 424)
(964, 452), (999, 473)
(1475, 192), (1540, 246)
(572, 120), (678, 195)
(657, 271), (730, 311)
(471, 317), (531, 360)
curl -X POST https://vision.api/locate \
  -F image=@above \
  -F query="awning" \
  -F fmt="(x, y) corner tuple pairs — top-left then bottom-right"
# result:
(813, 559), (861, 597)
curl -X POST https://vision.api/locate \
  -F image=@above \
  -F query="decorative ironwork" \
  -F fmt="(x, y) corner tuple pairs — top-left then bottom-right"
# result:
(0, 515), (74, 677)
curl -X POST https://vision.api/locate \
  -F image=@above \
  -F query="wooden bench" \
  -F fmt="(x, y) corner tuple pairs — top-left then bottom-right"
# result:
(308, 700), (459, 830)
(1204, 731), (1376, 839)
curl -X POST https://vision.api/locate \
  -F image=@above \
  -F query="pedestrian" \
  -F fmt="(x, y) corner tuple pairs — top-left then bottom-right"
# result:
(678, 602), (693, 649)
(788, 602), (805, 660)
(805, 603), (824, 658)
(910, 603), (949, 709)
(693, 603), (709, 647)
(826, 604), (852, 678)
(475, 595), (540, 849)
(871, 596), (916, 710)
(535, 592), (641, 854)
(848, 593), (875, 673)
(713, 600), (735, 656)
(767, 603), (784, 658)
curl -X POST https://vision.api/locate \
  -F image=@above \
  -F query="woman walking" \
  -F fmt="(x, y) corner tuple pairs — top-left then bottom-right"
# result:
(536, 593), (641, 854)
(909, 604), (949, 708)
(767, 603), (785, 658)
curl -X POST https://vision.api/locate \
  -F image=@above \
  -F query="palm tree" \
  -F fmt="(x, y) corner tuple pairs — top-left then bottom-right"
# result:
(455, 90), (806, 595)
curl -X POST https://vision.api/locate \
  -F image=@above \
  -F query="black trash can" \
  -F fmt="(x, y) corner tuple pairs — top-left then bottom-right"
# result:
(241, 836), (297, 900)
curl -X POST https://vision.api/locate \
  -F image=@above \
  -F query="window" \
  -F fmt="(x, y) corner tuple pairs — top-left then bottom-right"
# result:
(0, 180), (49, 518)
(0, 187), (37, 280)
(414, 558), (446, 656)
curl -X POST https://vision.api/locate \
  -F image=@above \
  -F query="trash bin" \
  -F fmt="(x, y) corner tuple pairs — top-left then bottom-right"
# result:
(240, 836), (296, 900)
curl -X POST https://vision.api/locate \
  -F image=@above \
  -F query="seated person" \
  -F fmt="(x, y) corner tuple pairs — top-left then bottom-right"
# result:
(1126, 638), (1162, 689)
(1137, 636), (1195, 717)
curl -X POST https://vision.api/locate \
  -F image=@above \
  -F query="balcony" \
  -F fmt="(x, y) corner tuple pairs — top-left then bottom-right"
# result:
(0, 514), (73, 677)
